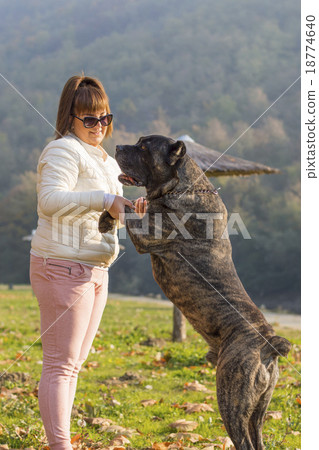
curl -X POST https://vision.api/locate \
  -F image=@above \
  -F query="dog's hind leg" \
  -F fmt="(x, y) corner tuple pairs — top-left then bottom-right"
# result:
(216, 350), (275, 450)
(248, 360), (279, 449)
(216, 370), (256, 449)
(224, 422), (254, 449)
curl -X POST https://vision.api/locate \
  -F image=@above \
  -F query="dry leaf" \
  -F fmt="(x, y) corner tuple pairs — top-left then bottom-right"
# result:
(0, 386), (27, 398)
(167, 444), (183, 449)
(152, 443), (171, 450)
(291, 430), (301, 435)
(103, 425), (136, 436)
(83, 417), (113, 426)
(217, 436), (234, 448)
(152, 416), (164, 421)
(180, 402), (214, 413)
(182, 447), (201, 450)
(169, 420), (199, 432)
(109, 435), (131, 446)
(265, 411), (282, 420)
(166, 433), (204, 443)
(0, 360), (15, 365)
(14, 426), (27, 438)
(184, 381), (209, 392)
(86, 361), (99, 368)
(141, 399), (157, 407)
(296, 397), (301, 405)
(70, 433), (82, 443)
(202, 446), (219, 450)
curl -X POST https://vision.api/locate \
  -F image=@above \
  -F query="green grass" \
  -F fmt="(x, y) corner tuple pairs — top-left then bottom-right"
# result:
(0, 289), (301, 449)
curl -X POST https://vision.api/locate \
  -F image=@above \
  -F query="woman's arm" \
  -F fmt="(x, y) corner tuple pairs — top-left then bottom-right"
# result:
(37, 146), (106, 216)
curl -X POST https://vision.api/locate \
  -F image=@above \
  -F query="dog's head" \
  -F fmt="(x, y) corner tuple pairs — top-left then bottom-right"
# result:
(115, 135), (187, 198)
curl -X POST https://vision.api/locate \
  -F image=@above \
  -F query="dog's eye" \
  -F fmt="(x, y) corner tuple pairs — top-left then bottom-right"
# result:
(140, 144), (147, 151)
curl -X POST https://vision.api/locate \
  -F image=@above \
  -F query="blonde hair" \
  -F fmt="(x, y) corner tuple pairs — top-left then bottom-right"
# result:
(55, 75), (113, 139)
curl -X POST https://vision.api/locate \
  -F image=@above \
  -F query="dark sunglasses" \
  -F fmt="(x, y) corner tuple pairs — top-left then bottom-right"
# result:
(72, 113), (113, 128)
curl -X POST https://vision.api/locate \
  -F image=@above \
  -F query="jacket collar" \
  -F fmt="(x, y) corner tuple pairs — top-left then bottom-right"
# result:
(68, 133), (108, 161)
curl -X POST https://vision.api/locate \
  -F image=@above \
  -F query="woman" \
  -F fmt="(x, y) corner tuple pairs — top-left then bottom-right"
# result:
(29, 75), (147, 449)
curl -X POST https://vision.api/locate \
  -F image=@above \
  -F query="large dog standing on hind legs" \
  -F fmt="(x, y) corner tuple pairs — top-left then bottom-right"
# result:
(98, 135), (291, 450)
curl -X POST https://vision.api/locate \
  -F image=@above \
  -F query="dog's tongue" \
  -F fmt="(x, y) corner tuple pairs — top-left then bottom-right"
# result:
(118, 173), (137, 186)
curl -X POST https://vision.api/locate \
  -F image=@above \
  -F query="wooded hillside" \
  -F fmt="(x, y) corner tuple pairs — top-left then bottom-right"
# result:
(0, 0), (300, 311)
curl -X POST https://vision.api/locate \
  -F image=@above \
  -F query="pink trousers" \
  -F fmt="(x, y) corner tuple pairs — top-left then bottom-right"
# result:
(29, 254), (109, 450)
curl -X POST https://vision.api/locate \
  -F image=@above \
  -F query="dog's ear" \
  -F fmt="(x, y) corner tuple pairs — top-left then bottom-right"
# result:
(167, 141), (186, 166)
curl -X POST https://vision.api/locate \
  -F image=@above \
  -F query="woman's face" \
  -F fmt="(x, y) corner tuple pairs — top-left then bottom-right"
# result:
(72, 109), (108, 147)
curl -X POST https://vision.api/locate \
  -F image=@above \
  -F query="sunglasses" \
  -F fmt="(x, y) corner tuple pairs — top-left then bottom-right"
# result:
(72, 113), (113, 128)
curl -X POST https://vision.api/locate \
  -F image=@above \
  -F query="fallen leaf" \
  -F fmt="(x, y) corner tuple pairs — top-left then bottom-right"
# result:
(184, 381), (210, 392)
(86, 361), (99, 368)
(109, 435), (131, 446)
(169, 420), (199, 432)
(296, 397), (301, 405)
(14, 426), (28, 437)
(202, 446), (219, 449)
(180, 402), (214, 413)
(70, 433), (82, 443)
(83, 417), (113, 426)
(167, 443), (183, 449)
(217, 436), (234, 448)
(141, 399), (157, 407)
(152, 443), (171, 450)
(103, 425), (136, 437)
(122, 350), (136, 356)
(15, 351), (27, 360)
(265, 411), (283, 420)
(291, 430), (301, 435)
(0, 386), (27, 397)
(0, 360), (15, 365)
(166, 433), (204, 443)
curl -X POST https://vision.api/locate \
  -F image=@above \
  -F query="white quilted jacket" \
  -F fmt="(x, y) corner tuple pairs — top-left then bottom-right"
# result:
(31, 134), (123, 268)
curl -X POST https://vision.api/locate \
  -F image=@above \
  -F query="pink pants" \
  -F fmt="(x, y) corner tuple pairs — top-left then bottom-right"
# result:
(29, 254), (109, 450)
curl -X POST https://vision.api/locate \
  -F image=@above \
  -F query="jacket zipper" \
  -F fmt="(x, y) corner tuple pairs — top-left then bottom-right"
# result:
(47, 262), (72, 275)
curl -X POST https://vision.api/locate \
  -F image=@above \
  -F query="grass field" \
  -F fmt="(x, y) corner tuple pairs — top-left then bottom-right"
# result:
(0, 289), (301, 449)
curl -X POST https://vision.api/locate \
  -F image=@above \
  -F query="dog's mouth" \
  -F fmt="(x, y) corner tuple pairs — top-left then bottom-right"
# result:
(118, 172), (144, 187)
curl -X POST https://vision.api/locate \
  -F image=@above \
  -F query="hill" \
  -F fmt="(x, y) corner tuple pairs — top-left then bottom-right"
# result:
(0, 0), (300, 311)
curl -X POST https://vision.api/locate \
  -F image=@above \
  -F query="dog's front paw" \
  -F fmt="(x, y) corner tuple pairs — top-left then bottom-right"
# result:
(98, 210), (116, 233)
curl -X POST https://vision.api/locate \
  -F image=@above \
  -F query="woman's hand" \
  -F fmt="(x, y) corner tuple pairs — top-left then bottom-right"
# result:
(108, 195), (135, 224)
(135, 197), (148, 218)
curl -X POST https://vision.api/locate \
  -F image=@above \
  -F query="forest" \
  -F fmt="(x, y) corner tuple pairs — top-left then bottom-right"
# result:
(0, 0), (300, 311)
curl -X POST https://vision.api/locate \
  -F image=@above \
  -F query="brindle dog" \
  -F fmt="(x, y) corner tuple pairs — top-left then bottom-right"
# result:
(99, 135), (291, 450)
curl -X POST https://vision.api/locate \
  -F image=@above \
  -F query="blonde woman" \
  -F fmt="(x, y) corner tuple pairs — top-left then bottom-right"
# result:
(30, 75), (146, 449)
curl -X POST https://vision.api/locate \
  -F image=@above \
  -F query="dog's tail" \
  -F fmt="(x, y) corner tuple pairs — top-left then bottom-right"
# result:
(261, 335), (292, 359)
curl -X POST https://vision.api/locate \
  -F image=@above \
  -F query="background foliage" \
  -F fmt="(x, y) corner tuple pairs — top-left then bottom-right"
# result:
(0, 0), (300, 311)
